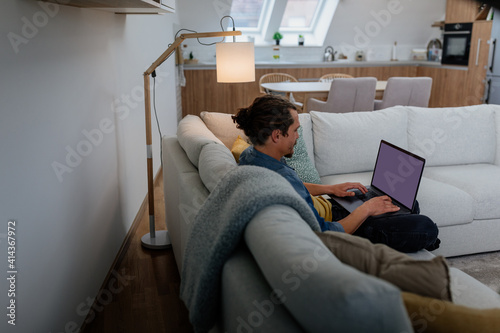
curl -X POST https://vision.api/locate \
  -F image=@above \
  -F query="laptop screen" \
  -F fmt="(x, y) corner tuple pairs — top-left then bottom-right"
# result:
(371, 140), (425, 210)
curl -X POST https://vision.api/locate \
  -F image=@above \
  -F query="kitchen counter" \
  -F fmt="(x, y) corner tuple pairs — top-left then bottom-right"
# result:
(183, 60), (468, 71)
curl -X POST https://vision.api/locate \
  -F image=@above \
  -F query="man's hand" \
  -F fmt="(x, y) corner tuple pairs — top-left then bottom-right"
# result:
(330, 182), (368, 197)
(361, 196), (400, 216)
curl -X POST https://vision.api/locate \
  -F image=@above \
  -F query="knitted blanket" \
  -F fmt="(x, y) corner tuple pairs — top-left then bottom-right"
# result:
(180, 165), (320, 333)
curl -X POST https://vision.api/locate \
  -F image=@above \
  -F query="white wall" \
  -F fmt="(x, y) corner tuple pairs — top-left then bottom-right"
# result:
(179, 0), (446, 63)
(0, 0), (178, 331)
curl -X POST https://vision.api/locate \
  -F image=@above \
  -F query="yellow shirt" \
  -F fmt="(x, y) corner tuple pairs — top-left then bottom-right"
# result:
(310, 195), (333, 222)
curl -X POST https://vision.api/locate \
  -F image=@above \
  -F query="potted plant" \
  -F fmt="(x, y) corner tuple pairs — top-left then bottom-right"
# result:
(298, 34), (304, 46)
(184, 51), (198, 64)
(273, 32), (283, 45)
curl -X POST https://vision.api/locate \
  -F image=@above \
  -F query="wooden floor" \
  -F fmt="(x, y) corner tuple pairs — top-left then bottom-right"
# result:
(81, 170), (193, 333)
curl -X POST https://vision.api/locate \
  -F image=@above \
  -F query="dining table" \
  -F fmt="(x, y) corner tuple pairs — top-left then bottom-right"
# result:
(260, 80), (387, 112)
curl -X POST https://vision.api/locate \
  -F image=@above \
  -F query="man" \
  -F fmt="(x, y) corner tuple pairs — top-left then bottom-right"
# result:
(232, 95), (440, 253)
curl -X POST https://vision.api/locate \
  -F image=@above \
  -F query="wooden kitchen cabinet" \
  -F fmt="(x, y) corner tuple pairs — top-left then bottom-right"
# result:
(465, 21), (493, 105)
(416, 66), (469, 107)
(445, 0), (480, 23)
(181, 66), (418, 116)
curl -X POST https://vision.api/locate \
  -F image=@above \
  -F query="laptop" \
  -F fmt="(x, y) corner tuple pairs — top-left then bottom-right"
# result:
(330, 140), (425, 216)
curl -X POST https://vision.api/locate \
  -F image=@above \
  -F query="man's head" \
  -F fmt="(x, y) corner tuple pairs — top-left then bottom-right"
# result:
(232, 94), (298, 144)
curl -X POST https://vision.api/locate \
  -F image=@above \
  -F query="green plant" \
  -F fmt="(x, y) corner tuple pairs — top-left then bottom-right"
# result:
(273, 32), (283, 40)
(189, 51), (194, 60)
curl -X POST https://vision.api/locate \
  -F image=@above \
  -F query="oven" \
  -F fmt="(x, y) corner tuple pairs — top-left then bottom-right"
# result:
(441, 22), (473, 66)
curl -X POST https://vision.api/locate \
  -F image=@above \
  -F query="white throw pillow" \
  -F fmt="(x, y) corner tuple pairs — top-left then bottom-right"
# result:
(177, 115), (224, 167)
(311, 108), (409, 177)
(198, 143), (237, 192)
(200, 111), (248, 149)
(406, 105), (496, 166)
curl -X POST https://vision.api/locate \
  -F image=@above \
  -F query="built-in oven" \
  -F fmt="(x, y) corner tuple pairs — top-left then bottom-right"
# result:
(441, 22), (473, 66)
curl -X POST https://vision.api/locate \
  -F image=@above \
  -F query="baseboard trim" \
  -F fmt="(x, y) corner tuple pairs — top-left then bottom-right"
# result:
(79, 167), (163, 331)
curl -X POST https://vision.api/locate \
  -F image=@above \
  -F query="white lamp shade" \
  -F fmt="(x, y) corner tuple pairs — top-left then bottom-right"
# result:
(216, 42), (255, 83)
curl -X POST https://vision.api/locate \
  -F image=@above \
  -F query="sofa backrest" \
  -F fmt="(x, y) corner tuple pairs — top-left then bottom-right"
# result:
(181, 105), (500, 184)
(310, 108), (409, 176)
(406, 105), (497, 167)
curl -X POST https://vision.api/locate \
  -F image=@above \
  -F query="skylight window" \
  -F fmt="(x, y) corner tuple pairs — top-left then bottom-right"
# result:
(280, 0), (320, 30)
(230, 0), (266, 29)
(230, 0), (338, 46)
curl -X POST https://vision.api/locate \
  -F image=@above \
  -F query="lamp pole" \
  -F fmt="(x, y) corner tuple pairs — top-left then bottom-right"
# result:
(141, 31), (243, 249)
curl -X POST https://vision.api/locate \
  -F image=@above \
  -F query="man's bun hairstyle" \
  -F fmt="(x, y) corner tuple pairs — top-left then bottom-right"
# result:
(232, 95), (297, 146)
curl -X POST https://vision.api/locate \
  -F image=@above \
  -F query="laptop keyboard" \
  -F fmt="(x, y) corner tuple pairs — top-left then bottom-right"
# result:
(355, 190), (379, 202)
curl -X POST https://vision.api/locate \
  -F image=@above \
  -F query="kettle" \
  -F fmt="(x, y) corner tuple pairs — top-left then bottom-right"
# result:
(324, 46), (335, 62)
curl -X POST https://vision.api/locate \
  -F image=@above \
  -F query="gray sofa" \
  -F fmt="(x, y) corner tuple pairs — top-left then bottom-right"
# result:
(162, 104), (500, 332)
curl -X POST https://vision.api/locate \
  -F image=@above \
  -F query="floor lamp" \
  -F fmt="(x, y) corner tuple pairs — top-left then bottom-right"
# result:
(141, 30), (255, 249)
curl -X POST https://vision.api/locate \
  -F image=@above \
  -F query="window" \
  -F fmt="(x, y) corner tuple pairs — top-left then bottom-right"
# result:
(230, 0), (338, 47)
(280, 0), (320, 30)
(230, 0), (266, 29)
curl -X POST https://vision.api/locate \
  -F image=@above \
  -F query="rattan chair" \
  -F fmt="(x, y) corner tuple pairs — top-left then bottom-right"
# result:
(258, 73), (304, 110)
(319, 73), (354, 82)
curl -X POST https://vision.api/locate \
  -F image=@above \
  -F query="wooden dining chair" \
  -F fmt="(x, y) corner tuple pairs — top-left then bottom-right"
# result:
(307, 77), (377, 113)
(374, 77), (432, 110)
(258, 73), (304, 110)
(318, 73), (354, 82)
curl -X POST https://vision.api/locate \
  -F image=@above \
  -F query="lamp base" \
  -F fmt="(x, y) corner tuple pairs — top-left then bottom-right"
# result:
(141, 230), (172, 250)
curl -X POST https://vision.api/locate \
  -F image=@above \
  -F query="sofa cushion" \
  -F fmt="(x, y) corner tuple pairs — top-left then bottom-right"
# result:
(311, 108), (408, 177)
(177, 115), (224, 168)
(230, 135), (250, 163)
(402, 291), (500, 333)
(199, 142), (237, 192)
(284, 126), (322, 184)
(298, 113), (315, 163)
(244, 205), (413, 332)
(416, 176), (474, 227)
(424, 164), (500, 220)
(406, 105), (496, 167)
(200, 111), (248, 149)
(320, 172), (474, 228)
(496, 109), (500, 166)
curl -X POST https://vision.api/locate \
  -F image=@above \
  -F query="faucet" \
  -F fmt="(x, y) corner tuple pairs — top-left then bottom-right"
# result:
(324, 46), (335, 62)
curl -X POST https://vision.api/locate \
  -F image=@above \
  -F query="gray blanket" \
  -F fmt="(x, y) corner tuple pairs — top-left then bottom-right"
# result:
(180, 165), (320, 333)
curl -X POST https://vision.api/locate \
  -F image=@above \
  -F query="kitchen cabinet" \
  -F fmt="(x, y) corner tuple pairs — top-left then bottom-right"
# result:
(445, 0), (479, 23)
(465, 21), (493, 105)
(416, 66), (469, 107)
(181, 65), (418, 116)
(36, 0), (175, 14)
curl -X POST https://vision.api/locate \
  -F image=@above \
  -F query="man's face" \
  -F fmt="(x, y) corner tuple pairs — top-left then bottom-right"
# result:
(283, 110), (300, 158)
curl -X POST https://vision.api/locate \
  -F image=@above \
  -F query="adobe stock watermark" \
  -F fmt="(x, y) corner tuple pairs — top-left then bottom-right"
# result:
(7, 1), (70, 55)
(212, 0), (231, 20)
(50, 268), (135, 333)
(51, 71), (168, 183)
(340, 0), (412, 55)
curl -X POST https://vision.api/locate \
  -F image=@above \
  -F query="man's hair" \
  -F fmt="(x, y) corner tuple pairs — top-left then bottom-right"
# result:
(232, 95), (297, 146)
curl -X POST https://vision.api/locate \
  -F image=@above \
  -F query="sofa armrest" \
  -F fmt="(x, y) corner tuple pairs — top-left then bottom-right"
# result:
(244, 205), (412, 332)
(219, 244), (304, 333)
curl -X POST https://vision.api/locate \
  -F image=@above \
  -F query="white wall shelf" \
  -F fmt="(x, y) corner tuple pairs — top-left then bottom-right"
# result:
(37, 0), (175, 14)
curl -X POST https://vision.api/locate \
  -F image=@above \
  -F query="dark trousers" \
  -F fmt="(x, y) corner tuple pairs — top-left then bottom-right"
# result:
(329, 200), (440, 253)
